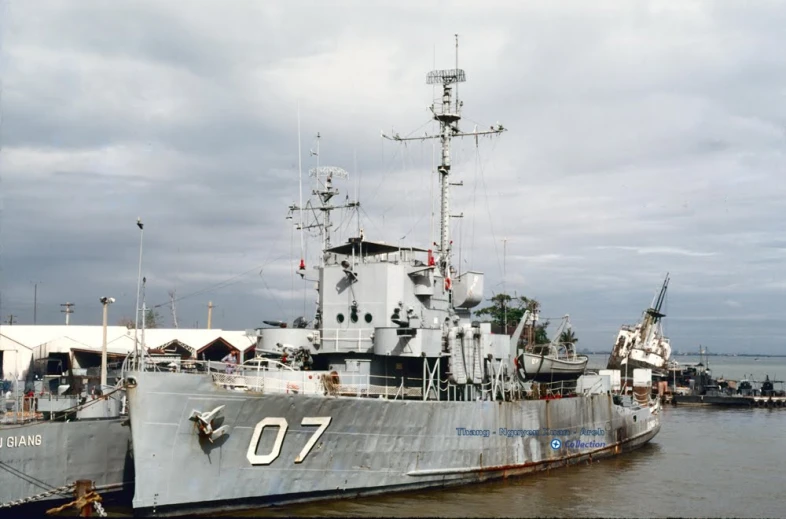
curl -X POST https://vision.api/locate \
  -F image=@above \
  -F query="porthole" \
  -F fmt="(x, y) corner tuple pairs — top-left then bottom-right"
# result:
(337, 313), (345, 323)
(364, 313), (373, 323)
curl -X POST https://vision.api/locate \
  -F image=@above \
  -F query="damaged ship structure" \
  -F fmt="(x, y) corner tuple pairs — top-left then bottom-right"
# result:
(607, 274), (672, 376)
(125, 41), (662, 517)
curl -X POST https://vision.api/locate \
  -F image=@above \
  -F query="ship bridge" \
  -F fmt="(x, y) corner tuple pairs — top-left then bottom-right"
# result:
(324, 238), (430, 266)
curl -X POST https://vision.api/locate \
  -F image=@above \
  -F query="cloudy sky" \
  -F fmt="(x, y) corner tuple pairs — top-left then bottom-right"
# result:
(1, 1), (785, 354)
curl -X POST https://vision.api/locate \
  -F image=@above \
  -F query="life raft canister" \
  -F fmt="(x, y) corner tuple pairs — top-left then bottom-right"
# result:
(445, 277), (452, 291)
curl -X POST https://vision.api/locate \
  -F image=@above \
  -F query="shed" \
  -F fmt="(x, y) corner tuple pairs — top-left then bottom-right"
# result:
(197, 337), (241, 362)
(149, 339), (195, 359)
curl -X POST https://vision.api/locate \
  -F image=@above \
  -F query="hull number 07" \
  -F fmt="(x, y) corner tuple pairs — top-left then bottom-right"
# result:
(246, 417), (332, 465)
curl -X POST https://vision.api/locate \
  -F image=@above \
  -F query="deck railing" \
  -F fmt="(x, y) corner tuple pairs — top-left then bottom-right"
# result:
(121, 356), (602, 402)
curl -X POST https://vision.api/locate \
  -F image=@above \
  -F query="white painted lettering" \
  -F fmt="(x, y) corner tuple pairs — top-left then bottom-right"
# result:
(295, 417), (332, 463)
(246, 417), (288, 465)
(246, 416), (332, 466)
(0, 434), (43, 449)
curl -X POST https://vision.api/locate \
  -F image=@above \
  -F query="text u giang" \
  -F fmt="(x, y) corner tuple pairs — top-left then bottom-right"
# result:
(0, 434), (43, 448)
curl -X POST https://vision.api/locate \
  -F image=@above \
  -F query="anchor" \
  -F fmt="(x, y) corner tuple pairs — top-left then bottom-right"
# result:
(189, 405), (229, 443)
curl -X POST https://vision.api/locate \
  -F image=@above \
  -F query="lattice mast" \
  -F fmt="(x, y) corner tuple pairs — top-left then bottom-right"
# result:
(311, 165), (353, 256)
(383, 35), (506, 284)
(288, 134), (359, 270)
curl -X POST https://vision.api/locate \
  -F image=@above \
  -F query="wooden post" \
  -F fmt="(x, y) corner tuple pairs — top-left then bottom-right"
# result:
(75, 479), (92, 517)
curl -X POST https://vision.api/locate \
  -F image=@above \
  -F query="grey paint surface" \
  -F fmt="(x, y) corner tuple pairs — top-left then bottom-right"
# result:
(127, 371), (660, 516)
(0, 417), (132, 506)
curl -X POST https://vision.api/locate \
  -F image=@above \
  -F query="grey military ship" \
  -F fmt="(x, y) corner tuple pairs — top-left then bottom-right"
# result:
(125, 42), (662, 517)
(0, 361), (132, 512)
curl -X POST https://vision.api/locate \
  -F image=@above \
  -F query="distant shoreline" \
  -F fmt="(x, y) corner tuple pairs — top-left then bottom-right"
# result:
(579, 352), (786, 358)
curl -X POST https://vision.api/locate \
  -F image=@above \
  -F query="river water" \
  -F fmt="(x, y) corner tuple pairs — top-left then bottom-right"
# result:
(110, 355), (786, 518)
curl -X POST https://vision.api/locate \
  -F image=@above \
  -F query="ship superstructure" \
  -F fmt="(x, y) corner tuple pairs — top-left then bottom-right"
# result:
(125, 39), (661, 517)
(607, 274), (672, 374)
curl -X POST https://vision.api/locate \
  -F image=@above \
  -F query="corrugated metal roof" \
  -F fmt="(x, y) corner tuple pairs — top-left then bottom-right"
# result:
(1, 325), (130, 352)
(0, 326), (257, 378)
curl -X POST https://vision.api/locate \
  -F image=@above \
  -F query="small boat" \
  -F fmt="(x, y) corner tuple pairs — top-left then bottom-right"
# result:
(516, 315), (588, 382)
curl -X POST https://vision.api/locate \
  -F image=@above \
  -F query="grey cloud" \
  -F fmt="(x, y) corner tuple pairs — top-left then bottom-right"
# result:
(2, 1), (786, 354)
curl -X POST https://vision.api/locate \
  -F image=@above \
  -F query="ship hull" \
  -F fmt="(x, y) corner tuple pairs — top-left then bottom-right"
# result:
(127, 371), (660, 517)
(606, 355), (667, 376)
(518, 353), (588, 382)
(0, 417), (133, 509)
(671, 395), (754, 407)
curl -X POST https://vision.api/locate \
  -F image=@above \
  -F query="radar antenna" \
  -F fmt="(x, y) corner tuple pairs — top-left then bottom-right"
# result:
(288, 150), (359, 267)
(382, 35), (506, 287)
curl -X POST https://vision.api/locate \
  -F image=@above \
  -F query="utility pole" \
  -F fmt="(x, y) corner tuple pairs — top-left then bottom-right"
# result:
(32, 282), (40, 325)
(207, 301), (214, 330)
(140, 277), (147, 354)
(99, 297), (116, 387)
(168, 289), (179, 328)
(60, 302), (75, 325)
(134, 218), (145, 369)
(6, 314), (16, 325)
(503, 238), (507, 334)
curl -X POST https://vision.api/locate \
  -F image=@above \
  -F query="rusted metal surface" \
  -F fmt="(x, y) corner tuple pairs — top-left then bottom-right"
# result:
(75, 480), (93, 517)
(127, 371), (660, 517)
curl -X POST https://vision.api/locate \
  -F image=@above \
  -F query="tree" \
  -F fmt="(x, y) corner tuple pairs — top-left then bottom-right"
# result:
(144, 309), (162, 329)
(533, 321), (550, 344)
(474, 293), (550, 344)
(559, 329), (578, 345)
(117, 309), (162, 329)
(474, 293), (527, 327)
(118, 317), (135, 329)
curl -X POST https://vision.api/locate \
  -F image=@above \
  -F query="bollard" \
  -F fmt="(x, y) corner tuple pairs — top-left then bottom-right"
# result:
(74, 479), (93, 517)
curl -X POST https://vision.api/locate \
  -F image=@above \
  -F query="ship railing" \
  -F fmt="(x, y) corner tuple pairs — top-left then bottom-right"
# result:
(208, 369), (424, 399)
(1, 395), (43, 424)
(524, 379), (578, 399)
(121, 356), (428, 399)
(133, 358), (235, 374)
(125, 357), (288, 375)
(1, 384), (129, 424)
(437, 377), (528, 402)
(319, 328), (374, 353)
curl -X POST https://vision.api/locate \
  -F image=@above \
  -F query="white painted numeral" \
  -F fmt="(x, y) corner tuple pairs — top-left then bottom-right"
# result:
(246, 416), (331, 466)
(294, 417), (332, 463)
(246, 417), (288, 465)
